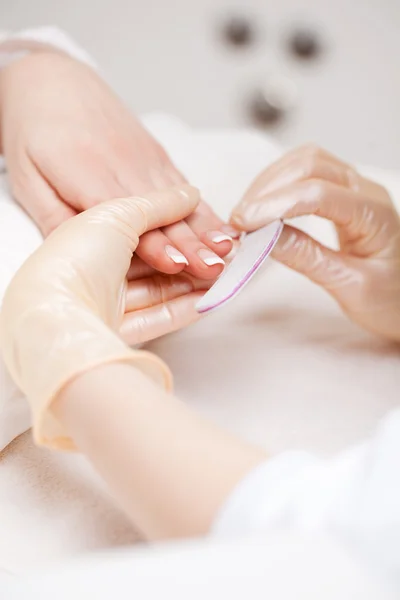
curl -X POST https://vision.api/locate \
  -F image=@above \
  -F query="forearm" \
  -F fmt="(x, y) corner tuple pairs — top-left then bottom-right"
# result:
(0, 26), (97, 155)
(52, 363), (266, 540)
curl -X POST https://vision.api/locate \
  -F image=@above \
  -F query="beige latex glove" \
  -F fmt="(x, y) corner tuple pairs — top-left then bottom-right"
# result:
(0, 184), (202, 450)
(231, 145), (400, 342)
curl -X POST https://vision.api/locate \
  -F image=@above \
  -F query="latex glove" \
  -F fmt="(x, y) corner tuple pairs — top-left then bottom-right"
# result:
(0, 184), (203, 450)
(231, 145), (400, 342)
(0, 51), (234, 278)
(121, 253), (209, 347)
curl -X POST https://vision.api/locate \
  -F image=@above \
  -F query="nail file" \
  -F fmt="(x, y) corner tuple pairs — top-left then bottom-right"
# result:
(195, 220), (283, 314)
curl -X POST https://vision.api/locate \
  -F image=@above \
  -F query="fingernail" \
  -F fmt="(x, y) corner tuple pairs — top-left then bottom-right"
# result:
(229, 214), (243, 229)
(221, 224), (241, 239)
(206, 230), (233, 244)
(165, 245), (189, 265)
(197, 249), (225, 267)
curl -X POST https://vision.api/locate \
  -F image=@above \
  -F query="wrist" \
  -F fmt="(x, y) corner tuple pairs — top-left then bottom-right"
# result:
(52, 362), (148, 440)
(52, 362), (266, 539)
(0, 50), (75, 153)
(1, 296), (172, 450)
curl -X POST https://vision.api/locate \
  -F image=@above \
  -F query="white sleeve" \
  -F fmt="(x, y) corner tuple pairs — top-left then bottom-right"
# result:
(0, 26), (96, 71)
(213, 408), (400, 586)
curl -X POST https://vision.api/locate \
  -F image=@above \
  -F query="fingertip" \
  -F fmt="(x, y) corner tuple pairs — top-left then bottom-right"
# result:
(167, 291), (205, 323)
(220, 224), (241, 239)
(173, 184), (201, 205)
(164, 244), (189, 265)
(230, 204), (268, 233)
(150, 256), (188, 276)
(136, 231), (189, 275)
(185, 260), (225, 281)
(159, 262), (187, 275)
(200, 232), (233, 257)
(160, 252), (191, 275)
(229, 212), (248, 231)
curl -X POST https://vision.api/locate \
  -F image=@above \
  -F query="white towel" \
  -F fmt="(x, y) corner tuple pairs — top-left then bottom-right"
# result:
(0, 113), (400, 576)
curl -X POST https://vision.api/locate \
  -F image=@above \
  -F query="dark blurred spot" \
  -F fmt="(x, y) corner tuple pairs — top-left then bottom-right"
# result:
(288, 29), (322, 60)
(247, 90), (285, 127)
(221, 16), (255, 48)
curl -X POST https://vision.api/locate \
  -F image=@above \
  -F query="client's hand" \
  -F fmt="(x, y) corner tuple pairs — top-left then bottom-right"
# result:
(0, 184), (203, 449)
(231, 145), (400, 342)
(0, 52), (233, 278)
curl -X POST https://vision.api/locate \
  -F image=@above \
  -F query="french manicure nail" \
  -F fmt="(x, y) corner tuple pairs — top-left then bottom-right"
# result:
(221, 224), (241, 239)
(206, 230), (233, 244)
(165, 245), (189, 265)
(197, 249), (225, 267)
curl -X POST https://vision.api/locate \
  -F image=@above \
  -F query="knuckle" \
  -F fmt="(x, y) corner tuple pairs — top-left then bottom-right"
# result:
(303, 178), (330, 202)
(38, 211), (61, 236)
(301, 155), (322, 180)
(8, 159), (31, 203)
(9, 175), (57, 236)
(155, 142), (173, 167)
(128, 197), (151, 233)
(80, 192), (104, 209)
(194, 199), (214, 219)
(154, 303), (175, 332)
(9, 176), (26, 202)
(301, 143), (324, 159)
(131, 315), (150, 344)
(150, 275), (168, 306)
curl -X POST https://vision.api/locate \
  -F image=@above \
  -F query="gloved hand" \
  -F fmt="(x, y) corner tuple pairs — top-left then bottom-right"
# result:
(0, 51), (234, 278)
(0, 185), (203, 450)
(231, 145), (400, 342)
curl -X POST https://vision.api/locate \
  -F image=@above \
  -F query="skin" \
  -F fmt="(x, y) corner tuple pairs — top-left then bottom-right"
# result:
(0, 186), (214, 449)
(53, 363), (265, 540)
(0, 51), (238, 280)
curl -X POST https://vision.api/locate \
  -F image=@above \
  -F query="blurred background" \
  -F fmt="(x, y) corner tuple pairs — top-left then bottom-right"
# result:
(2, 0), (399, 168)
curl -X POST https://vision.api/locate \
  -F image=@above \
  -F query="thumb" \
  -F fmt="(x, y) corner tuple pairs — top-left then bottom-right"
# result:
(273, 225), (360, 295)
(86, 184), (201, 240)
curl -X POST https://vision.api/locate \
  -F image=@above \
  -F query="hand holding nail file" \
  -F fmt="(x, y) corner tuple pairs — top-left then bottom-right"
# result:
(195, 220), (283, 314)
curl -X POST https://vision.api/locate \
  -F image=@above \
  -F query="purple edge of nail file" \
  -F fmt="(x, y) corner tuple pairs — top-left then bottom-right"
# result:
(195, 220), (284, 314)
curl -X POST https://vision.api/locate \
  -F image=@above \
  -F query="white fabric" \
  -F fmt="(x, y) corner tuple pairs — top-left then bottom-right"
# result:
(214, 410), (400, 588)
(0, 26), (96, 70)
(3, 533), (396, 600)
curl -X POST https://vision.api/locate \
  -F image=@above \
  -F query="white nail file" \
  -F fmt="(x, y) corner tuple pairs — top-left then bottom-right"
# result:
(195, 220), (283, 314)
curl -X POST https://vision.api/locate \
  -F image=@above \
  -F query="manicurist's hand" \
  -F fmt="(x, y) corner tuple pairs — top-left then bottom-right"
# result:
(231, 145), (400, 342)
(0, 181), (264, 541)
(0, 185), (206, 449)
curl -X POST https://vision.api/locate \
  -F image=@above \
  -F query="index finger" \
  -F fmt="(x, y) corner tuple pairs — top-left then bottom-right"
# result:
(230, 179), (398, 256)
